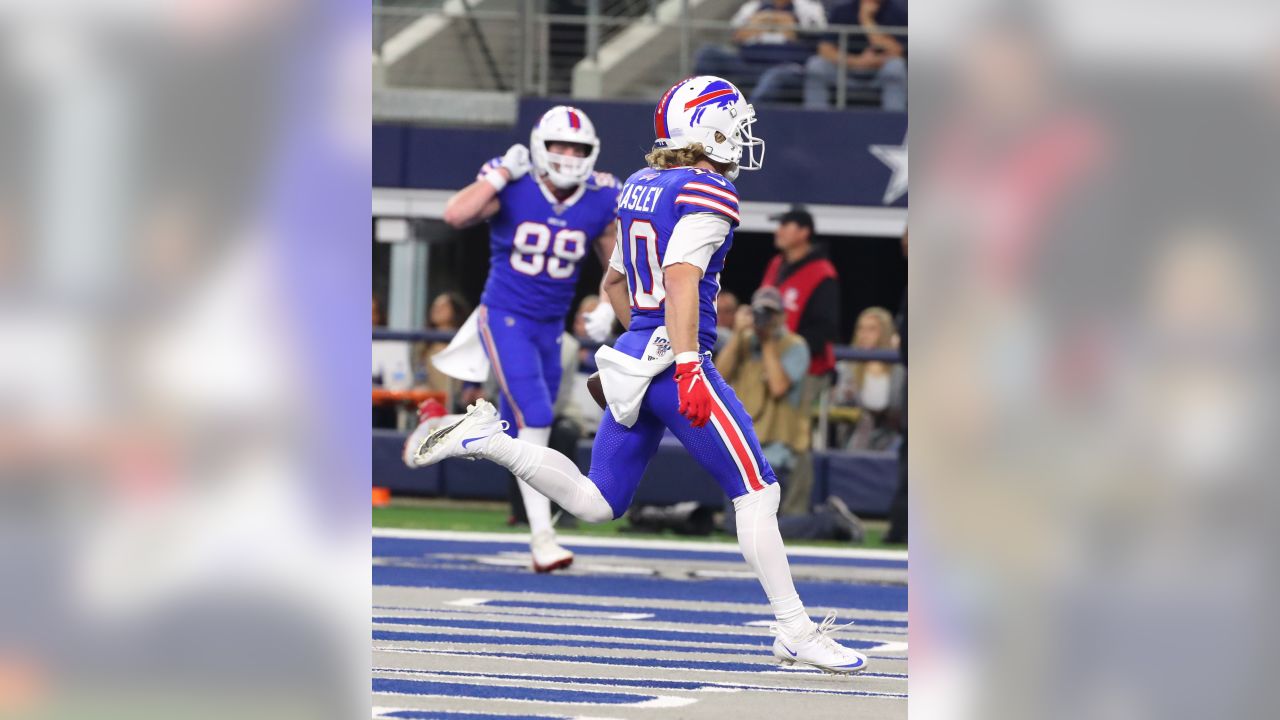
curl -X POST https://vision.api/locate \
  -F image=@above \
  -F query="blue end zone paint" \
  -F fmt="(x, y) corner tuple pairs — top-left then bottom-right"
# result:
(374, 628), (776, 654)
(374, 677), (661, 704)
(373, 563), (906, 611)
(382, 647), (906, 678)
(384, 647), (774, 673)
(469, 599), (908, 630)
(373, 617), (881, 650)
(374, 536), (907, 570)
(392, 605), (905, 636)
(376, 668), (909, 699)
(374, 629), (882, 655)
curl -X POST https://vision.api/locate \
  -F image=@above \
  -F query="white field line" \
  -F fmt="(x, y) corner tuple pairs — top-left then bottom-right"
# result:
(374, 610), (905, 644)
(373, 666), (909, 700)
(376, 622), (906, 654)
(383, 604), (903, 635)
(374, 682), (696, 709)
(375, 647), (909, 693)
(378, 599), (907, 630)
(374, 527), (908, 562)
(441, 598), (654, 620)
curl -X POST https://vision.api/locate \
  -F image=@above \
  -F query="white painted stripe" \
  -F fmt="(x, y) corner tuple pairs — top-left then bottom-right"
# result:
(474, 556), (657, 575)
(373, 527), (909, 561)
(432, 603), (658, 622)
(373, 666), (904, 700)
(377, 647), (909, 689)
(378, 611), (904, 642)
(674, 195), (741, 222)
(868, 641), (909, 653)
(684, 182), (738, 204)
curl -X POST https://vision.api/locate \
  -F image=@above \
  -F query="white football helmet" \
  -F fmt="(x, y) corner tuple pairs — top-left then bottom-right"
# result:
(651, 76), (764, 180)
(530, 105), (601, 189)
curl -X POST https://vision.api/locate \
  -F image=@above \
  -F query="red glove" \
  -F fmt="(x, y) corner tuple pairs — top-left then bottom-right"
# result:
(674, 354), (713, 428)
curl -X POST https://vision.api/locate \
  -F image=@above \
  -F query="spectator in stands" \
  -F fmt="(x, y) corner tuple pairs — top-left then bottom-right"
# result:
(832, 306), (904, 450)
(714, 290), (740, 353)
(884, 230), (907, 544)
(692, 0), (827, 105)
(415, 291), (471, 411)
(760, 205), (841, 516)
(717, 287), (812, 506)
(803, 0), (907, 111)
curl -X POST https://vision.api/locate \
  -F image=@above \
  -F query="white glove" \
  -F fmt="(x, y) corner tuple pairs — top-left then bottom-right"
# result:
(582, 302), (617, 343)
(499, 143), (531, 180)
(483, 144), (531, 191)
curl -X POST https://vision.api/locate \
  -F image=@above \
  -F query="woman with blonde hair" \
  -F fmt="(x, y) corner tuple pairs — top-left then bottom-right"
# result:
(832, 306), (904, 450)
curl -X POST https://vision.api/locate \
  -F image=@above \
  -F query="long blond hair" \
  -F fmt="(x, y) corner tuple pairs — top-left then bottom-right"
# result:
(850, 307), (897, 388)
(644, 140), (733, 175)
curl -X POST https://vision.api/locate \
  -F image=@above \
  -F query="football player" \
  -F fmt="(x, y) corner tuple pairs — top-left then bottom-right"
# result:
(410, 79), (867, 673)
(423, 105), (620, 572)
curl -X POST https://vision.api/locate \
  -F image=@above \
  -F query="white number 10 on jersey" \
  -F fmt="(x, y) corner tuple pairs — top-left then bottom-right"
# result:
(625, 219), (665, 310)
(510, 222), (587, 279)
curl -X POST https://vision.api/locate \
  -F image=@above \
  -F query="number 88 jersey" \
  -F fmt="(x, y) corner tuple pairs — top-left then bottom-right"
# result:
(478, 156), (620, 321)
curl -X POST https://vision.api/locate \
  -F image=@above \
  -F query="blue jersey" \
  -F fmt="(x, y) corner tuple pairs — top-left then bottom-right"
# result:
(615, 166), (740, 352)
(478, 158), (620, 321)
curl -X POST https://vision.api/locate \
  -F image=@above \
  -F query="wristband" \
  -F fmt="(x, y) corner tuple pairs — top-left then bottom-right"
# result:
(482, 169), (508, 192)
(674, 351), (701, 365)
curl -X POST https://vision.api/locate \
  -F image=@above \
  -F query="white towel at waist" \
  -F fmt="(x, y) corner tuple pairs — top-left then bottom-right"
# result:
(430, 307), (490, 383)
(593, 326), (674, 428)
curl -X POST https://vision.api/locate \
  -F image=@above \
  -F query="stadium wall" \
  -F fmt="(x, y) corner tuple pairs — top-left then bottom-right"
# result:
(374, 430), (898, 518)
(374, 98), (907, 208)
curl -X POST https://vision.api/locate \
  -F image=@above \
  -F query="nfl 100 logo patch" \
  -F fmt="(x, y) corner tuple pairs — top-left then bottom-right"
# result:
(647, 336), (671, 361)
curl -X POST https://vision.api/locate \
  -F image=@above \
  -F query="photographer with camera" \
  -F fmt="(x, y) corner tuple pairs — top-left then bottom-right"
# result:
(717, 287), (812, 496)
(717, 287), (864, 542)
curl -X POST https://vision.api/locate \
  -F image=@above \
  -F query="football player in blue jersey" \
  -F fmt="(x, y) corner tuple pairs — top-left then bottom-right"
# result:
(427, 105), (621, 573)
(410, 79), (867, 673)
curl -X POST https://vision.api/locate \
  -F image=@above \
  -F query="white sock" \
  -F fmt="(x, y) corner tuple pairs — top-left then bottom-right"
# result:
(734, 483), (816, 638)
(515, 427), (553, 536)
(483, 433), (615, 524)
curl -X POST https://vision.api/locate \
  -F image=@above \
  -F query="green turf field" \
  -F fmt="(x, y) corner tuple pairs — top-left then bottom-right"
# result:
(373, 498), (904, 549)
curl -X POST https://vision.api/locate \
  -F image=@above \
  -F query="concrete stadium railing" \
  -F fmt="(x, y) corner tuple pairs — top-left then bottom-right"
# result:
(372, 3), (907, 110)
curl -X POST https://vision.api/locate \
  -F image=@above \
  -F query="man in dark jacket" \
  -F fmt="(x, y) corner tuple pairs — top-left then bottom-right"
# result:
(759, 205), (842, 515)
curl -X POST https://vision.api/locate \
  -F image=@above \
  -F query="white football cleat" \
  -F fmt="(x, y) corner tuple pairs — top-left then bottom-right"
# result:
(772, 612), (868, 674)
(408, 398), (508, 467)
(530, 530), (574, 573)
(402, 412), (464, 467)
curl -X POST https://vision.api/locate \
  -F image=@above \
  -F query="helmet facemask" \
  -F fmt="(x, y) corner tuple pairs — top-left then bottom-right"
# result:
(733, 108), (765, 174)
(529, 106), (600, 190)
(539, 141), (597, 188)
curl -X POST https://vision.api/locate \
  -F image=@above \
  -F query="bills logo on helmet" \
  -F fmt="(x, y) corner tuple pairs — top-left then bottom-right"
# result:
(684, 79), (740, 126)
